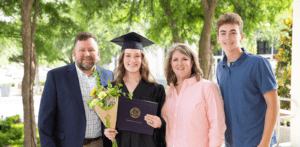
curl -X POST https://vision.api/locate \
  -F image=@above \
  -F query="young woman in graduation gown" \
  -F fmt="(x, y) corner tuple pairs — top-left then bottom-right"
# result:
(103, 32), (166, 147)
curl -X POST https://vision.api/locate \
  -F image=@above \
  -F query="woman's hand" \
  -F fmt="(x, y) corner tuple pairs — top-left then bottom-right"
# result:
(104, 128), (118, 140)
(144, 114), (162, 128)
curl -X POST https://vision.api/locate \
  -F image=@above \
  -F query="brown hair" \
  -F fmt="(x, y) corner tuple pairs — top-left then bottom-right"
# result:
(114, 50), (156, 84)
(74, 32), (98, 48)
(164, 43), (203, 86)
(216, 12), (243, 34)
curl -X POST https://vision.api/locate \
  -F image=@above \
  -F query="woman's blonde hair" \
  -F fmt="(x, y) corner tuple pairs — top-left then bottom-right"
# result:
(164, 43), (203, 86)
(114, 50), (156, 84)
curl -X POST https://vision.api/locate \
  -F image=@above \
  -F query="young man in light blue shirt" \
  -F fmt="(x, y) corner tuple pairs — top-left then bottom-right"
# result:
(216, 12), (279, 147)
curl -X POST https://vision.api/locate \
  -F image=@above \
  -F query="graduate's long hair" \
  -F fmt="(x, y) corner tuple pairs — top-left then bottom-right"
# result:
(114, 50), (156, 85)
(165, 43), (203, 86)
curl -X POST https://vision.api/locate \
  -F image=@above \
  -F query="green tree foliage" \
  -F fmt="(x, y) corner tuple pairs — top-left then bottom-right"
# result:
(0, 38), (22, 66)
(0, 1), (23, 65)
(146, 0), (206, 46)
(0, 0), (80, 66)
(0, 0), (120, 66)
(0, 115), (23, 146)
(241, 9), (292, 55)
(108, 0), (292, 79)
(1, 0), (292, 67)
(76, 1), (127, 61)
(34, 1), (82, 64)
(35, 0), (131, 66)
(275, 8), (292, 110)
(125, 0), (291, 50)
(216, 0), (292, 55)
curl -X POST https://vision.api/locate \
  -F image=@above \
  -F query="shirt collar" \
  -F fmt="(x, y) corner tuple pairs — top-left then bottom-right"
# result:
(169, 76), (198, 88)
(222, 48), (248, 68)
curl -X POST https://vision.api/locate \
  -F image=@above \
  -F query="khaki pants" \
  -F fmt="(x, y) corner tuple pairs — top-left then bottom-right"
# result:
(83, 137), (103, 147)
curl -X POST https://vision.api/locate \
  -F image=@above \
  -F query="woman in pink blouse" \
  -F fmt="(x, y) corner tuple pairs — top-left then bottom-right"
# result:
(161, 43), (226, 147)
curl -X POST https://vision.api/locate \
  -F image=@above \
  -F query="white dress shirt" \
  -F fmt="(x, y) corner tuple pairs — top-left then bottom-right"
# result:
(75, 64), (101, 138)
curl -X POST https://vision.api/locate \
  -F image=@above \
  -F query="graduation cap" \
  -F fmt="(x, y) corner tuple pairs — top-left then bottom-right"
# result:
(110, 32), (154, 51)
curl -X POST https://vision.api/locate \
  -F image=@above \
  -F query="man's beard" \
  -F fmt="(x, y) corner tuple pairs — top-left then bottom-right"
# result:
(76, 57), (96, 71)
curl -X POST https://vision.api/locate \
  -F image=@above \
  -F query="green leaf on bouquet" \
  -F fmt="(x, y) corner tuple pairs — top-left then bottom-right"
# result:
(99, 102), (104, 107)
(89, 99), (100, 109)
(108, 79), (112, 88)
(128, 93), (133, 99)
(106, 119), (110, 128)
(92, 70), (97, 77)
(101, 103), (115, 111)
(87, 99), (93, 105)
(105, 115), (111, 119)
(118, 83), (123, 87)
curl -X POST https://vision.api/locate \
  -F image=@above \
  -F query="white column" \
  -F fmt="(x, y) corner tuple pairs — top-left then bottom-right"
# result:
(291, 0), (300, 146)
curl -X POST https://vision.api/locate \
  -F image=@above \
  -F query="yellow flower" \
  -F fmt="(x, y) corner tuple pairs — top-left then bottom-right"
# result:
(278, 79), (283, 86)
(249, 47), (257, 54)
(281, 102), (284, 108)
(274, 54), (280, 61)
(280, 35), (284, 42)
(288, 18), (293, 25)
(284, 72), (287, 79)
(99, 91), (107, 99)
(90, 88), (97, 98)
(282, 58), (287, 62)
(288, 37), (292, 43)
(278, 49), (283, 55)
(289, 8), (293, 15)
(283, 19), (287, 26)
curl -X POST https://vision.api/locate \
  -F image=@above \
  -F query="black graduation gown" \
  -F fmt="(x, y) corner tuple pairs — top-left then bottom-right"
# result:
(102, 78), (166, 147)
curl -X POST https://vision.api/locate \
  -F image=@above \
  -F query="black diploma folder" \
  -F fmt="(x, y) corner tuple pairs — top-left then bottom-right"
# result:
(116, 96), (158, 135)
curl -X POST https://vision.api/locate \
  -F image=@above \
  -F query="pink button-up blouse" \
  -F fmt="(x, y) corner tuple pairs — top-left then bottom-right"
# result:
(161, 77), (226, 147)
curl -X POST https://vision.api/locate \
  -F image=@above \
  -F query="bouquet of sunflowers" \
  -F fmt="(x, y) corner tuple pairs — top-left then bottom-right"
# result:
(87, 70), (132, 147)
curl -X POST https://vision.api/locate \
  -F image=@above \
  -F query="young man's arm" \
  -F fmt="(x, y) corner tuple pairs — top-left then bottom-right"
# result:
(258, 89), (279, 147)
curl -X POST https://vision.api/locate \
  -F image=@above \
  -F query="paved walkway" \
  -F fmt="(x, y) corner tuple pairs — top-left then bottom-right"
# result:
(0, 94), (41, 124)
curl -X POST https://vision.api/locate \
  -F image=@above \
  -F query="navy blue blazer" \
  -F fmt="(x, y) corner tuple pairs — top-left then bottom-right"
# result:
(38, 62), (113, 147)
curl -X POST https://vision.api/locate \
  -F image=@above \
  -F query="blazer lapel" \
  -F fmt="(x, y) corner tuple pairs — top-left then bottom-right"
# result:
(67, 63), (85, 113)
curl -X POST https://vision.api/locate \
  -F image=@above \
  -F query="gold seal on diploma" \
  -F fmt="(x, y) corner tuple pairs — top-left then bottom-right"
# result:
(130, 107), (141, 118)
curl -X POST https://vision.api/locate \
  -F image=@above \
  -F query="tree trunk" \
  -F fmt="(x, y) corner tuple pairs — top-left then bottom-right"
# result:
(198, 0), (218, 80)
(21, 0), (39, 146)
(159, 0), (181, 43)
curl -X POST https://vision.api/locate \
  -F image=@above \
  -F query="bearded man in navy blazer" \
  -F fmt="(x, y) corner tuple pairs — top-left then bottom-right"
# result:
(38, 32), (113, 147)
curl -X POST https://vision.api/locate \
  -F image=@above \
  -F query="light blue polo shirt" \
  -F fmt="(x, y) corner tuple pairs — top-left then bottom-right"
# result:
(216, 48), (277, 147)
